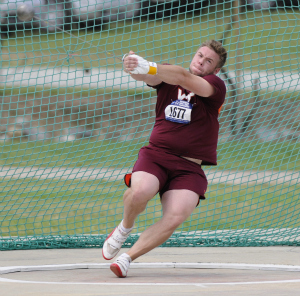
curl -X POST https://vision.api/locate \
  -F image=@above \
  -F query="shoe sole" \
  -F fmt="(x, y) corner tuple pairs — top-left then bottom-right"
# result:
(110, 263), (126, 278)
(102, 227), (117, 260)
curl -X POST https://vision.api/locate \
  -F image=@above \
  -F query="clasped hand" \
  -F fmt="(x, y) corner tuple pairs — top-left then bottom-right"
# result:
(123, 51), (157, 75)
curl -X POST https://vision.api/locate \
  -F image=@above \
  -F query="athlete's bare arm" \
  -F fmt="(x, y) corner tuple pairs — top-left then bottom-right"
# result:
(123, 50), (220, 96)
(130, 73), (162, 87)
(156, 64), (216, 97)
(128, 64), (215, 96)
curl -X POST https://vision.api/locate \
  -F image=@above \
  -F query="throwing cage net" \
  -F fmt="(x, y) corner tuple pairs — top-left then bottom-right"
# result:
(0, 0), (299, 250)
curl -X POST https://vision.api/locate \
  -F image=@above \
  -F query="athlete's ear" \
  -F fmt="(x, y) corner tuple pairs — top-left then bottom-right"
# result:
(214, 67), (221, 75)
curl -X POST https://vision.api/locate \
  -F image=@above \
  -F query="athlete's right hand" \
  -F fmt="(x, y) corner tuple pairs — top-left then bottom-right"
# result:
(123, 51), (157, 75)
(122, 51), (137, 73)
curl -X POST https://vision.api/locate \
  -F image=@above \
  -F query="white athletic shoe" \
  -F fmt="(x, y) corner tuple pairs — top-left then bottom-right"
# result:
(110, 253), (132, 278)
(102, 225), (132, 260)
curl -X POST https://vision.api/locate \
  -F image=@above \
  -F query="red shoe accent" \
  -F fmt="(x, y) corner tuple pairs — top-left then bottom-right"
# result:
(124, 173), (132, 187)
(110, 263), (126, 278)
(102, 227), (117, 260)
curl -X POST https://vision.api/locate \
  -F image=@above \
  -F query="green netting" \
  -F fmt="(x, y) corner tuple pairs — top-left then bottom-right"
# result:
(0, 0), (300, 250)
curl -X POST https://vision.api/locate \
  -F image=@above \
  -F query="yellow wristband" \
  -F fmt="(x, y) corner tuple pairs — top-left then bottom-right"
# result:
(148, 62), (157, 75)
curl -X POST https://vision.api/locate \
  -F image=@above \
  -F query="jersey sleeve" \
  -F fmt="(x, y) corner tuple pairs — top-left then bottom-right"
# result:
(202, 75), (226, 102)
(200, 75), (226, 111)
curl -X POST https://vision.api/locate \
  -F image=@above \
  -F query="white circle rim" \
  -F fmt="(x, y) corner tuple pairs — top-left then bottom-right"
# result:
(0, 262), (300, 286)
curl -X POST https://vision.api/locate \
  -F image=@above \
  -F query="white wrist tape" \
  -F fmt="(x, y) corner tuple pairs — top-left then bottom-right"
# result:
(127, 54), (157, 75)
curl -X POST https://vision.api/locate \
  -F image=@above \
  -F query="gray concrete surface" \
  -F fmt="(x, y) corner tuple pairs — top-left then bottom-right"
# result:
(0, 246), (299, 295)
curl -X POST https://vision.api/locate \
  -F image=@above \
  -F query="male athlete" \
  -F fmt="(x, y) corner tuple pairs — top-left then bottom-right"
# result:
(102, 40), (227, 278)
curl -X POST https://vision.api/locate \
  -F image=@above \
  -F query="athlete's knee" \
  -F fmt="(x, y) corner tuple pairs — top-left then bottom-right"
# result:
(163, 214), (188, 232)
(130, 185), (152, 205)
(123, 186), (150, 211)
(123, 172), (159, 209)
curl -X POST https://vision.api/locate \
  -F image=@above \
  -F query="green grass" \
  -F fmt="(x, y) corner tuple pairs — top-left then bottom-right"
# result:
(193, 182), (300, 231)
(1, 6), (300, 246)
(1, 139), (299, 171)
(0, 178), (125, 237)
(1, 9), (300, 71)
(1, 177), (299, 237)
(217, 140), (300, 171)
(1, 137), (299, 237)
(0, 138), (147, 168)
(0, 84), (155, 99)
(1, 8), (300, 99)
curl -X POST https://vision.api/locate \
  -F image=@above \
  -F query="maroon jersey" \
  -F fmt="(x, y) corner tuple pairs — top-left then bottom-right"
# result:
(148, 74), (226, 165)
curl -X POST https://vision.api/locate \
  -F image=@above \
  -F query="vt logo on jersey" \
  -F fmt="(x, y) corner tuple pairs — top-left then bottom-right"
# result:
(164, 89), (195, 124)
(178, 89), (195, 102)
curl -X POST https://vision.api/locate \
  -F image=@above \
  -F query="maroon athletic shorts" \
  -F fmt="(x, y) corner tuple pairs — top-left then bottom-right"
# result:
(124, 146), (208, 204)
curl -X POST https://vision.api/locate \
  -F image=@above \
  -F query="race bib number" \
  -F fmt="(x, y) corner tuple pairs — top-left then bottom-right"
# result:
(165, 100), (193, 124)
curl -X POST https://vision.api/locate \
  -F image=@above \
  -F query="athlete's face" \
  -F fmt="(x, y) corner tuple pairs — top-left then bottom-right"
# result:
(189, 46), (221, 77)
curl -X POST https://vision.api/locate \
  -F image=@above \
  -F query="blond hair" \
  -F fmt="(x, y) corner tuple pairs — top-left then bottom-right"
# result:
(199, 40), (227, 69)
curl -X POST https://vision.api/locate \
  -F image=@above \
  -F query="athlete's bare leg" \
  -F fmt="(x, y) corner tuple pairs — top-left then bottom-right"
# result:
(122, 171), (160, 229)
(126, 189), (199, 261)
